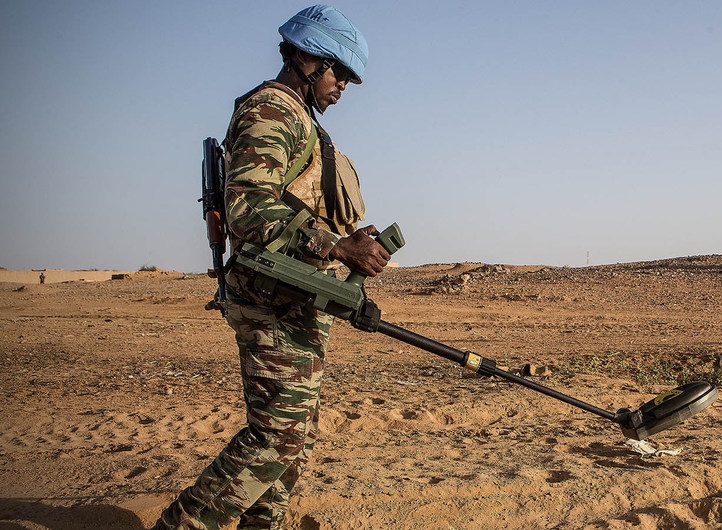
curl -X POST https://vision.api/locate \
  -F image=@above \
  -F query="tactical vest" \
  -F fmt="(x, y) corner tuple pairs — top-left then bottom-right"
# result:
(285, 133), (365, 237)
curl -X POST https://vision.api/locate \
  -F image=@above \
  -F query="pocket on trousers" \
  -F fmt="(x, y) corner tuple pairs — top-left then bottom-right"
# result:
(226, 302), (278, 351)
(244, 349), (314, 382)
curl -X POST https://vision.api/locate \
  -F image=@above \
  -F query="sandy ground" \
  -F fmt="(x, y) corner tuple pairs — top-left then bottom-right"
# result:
(1, 257), (721, 529)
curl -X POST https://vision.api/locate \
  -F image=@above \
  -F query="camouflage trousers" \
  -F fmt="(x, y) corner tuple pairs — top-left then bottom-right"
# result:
(153, 299), (333, 530)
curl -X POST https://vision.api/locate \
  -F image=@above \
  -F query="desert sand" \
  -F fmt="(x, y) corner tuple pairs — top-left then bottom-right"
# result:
(1, 257), (721, 529)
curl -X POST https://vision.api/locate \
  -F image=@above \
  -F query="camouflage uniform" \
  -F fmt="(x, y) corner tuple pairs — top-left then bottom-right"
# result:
(153, 82), (363, 530)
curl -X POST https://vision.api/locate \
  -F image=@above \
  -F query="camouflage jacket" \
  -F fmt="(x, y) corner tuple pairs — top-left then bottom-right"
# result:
(224, 81), (341, 257)
(223, 81), (363, 305)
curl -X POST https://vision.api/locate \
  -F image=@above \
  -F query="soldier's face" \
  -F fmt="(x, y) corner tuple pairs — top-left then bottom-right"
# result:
(313, 64), (348, 112)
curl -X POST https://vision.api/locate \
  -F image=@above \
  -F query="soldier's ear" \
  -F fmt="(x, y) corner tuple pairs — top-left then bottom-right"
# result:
(296, 49), (319, 68)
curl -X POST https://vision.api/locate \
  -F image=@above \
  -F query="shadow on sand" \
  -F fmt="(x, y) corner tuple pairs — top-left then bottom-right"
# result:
(0, 498), (146, 530)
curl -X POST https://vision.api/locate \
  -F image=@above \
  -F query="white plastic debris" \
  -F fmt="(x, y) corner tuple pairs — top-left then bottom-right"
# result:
(624, 438), (682, 457)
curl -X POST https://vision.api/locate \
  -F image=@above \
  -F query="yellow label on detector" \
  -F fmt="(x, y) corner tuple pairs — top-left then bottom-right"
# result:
(465, 353), (482, 371)
(654, 389), (683, 405)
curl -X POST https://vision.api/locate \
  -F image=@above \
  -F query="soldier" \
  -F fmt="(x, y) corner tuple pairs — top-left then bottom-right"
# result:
(152, 5), (389, 530)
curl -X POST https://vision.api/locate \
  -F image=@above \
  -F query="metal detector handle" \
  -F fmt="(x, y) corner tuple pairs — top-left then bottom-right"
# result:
(345, 223), (406, 287)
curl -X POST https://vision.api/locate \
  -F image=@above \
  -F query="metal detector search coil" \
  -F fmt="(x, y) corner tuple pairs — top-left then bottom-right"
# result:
(615, 382), (719, 440)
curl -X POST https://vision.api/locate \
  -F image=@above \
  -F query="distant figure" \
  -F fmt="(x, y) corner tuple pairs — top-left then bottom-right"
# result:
(39, 272), (45, 284)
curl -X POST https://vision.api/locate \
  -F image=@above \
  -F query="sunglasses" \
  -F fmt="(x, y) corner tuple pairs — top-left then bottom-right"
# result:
(330, 62), (355, 83)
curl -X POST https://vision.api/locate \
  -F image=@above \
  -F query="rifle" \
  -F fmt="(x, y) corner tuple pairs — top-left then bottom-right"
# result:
(234, 223), (718, 441)
(200, 137), (228, 316)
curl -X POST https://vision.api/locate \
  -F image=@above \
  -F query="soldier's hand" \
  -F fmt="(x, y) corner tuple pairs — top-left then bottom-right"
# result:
(329, 225), (391, 277)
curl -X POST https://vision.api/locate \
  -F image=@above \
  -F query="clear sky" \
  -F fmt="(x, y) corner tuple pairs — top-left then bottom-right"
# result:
(1, 1), (720, 272)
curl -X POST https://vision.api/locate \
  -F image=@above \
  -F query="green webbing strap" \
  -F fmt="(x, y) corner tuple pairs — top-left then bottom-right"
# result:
(265, 209), (313, 252)
(266, 125), (318, 253)
(283, 125), (318, 187)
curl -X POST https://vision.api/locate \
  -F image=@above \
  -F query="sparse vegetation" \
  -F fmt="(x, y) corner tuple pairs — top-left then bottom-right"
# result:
(139, 264), (158, 272)
(560, 347), (722, 388)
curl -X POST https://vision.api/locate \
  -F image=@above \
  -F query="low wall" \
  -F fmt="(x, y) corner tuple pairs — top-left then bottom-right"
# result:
(0, 269), (135, 285)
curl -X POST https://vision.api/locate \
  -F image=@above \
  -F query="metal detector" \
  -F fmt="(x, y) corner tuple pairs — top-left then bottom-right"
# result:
(233, 224), (718, 440)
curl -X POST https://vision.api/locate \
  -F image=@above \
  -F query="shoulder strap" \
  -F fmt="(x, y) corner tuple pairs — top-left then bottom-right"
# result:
(317, 126), (337, 222)
(268, 123), (339, 252)
(280, 189), (340, 235)
(265, 189), (339, 254)
(283, 125), (318, 187)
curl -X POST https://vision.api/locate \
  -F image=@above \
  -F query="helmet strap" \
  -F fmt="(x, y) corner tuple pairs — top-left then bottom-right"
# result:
(307, 58), (334, 83)
(287, 56), (335, 114)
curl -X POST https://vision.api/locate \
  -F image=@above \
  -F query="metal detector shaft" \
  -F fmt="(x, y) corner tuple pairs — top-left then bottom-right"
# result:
(231, 223), (716, 439)
(376, 319), (616, 421)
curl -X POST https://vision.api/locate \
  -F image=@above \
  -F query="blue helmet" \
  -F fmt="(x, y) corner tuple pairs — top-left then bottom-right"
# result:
(279, 5), (368, 84)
